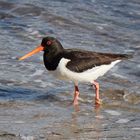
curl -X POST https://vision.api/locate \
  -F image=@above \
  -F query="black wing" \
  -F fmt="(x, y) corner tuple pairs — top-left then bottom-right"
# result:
(63, 49), (130, 73)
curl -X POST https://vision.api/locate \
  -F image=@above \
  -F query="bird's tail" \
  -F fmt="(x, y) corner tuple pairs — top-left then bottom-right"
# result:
(121, 53), (133, 59)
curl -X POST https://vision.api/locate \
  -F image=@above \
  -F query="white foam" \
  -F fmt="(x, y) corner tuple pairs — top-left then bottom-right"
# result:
(14, 121), (25, 124)
(30, 69), (44, 77)
(112, 73), (126, 79)
(95, 115), (104, 119)
(105, 110), (121, 116)
(132, 128), (140, 130)
(21, 135), (34, 140)
(116, 118), (130, 124)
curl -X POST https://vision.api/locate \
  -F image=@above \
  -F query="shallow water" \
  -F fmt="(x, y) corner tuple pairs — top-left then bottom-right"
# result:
(0, 0), (140, 139)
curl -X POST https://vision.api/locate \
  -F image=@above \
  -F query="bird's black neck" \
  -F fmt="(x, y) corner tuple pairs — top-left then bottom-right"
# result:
(43, 52), (63, 71)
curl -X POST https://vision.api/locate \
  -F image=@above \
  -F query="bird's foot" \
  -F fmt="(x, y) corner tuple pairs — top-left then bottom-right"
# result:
(94, 98), (102, 109)
(66, 98), (80, 111)
(95, 98), (102, 105)
(67, 100), (80, 111)
(73, 98), (79, 106)
(67, 98), (79, 106)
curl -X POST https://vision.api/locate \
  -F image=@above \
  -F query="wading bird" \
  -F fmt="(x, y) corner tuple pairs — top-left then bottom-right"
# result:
(19, 36), (130, 106)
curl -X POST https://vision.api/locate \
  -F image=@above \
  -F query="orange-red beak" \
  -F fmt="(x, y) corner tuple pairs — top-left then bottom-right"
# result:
(19, 45), (44, 61)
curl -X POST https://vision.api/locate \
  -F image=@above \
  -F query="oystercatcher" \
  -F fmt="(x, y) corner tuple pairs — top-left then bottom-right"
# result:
(19, 36), (130, 106)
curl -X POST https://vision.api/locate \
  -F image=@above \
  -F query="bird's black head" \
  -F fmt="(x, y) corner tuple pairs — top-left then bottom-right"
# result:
(41, 37), (64, 70)
(19, 36), (64, 61)
(41, 36), (64, 55)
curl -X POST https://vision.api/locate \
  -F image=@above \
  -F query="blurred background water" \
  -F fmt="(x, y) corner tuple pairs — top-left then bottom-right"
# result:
(0, 0), (140, 139)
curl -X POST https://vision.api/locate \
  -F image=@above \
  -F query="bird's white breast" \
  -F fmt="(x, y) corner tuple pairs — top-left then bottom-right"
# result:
(48, 58), (121, 83)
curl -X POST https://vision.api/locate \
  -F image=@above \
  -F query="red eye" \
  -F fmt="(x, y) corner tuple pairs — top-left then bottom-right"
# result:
(47, 41), (52, 45)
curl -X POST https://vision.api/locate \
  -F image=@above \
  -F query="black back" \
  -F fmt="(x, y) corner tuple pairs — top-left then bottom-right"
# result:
(63, 49), (130, 72)
(42, 36), (131, 72)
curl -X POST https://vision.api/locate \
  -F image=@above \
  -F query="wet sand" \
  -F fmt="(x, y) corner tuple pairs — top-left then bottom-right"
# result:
(0, 85), (140, 140)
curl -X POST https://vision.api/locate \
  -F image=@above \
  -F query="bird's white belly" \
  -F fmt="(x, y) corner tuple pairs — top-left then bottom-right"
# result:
(48, 58), (121, 83)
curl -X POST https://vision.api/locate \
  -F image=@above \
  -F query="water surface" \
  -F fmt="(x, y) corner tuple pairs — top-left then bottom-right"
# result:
(0, 0), (140, 139)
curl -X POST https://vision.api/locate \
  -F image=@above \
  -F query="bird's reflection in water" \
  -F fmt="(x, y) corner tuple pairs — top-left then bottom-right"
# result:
(71, 104), (103, 139)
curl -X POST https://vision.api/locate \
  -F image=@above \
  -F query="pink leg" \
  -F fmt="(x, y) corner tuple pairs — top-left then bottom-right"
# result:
(93, 81), (102, 105)
(73, 84), (80, 105)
